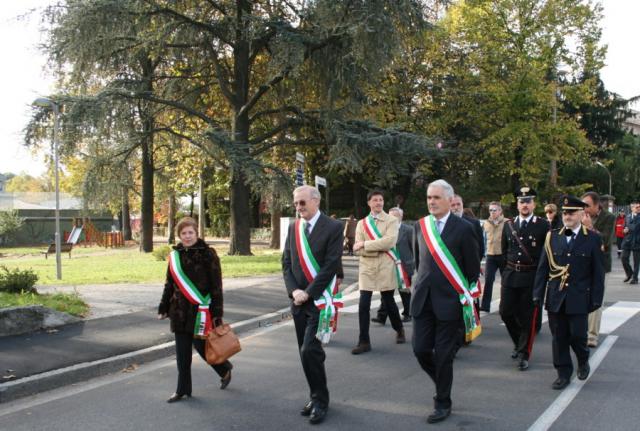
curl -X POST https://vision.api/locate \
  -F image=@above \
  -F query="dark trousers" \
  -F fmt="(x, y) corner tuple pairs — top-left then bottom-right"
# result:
(616, 237), (623, 256)
(293, 303), (329, 408)
(174, 332), (232, 396)
(481, 255), (505, 311)
(376, 290), (411, 321)
(548, 309), (589, 379)
(621, 249), (640, 280)
(359, 290), (403, 343)
(500, 285), (534, 359)
(412, 293), (460, 410)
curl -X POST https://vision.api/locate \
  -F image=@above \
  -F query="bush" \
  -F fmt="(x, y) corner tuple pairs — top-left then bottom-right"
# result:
(152, 245), (172, 261)
(0, 210), (24, 245)
(0, 266), (39, 294)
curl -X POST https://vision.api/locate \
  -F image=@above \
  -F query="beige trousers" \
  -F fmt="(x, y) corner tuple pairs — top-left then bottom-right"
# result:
(587, 273), (607, 345)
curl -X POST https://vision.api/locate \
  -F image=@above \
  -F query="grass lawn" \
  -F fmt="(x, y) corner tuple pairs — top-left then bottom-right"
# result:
(0, 291), (89, 317)
(0, 245), (282, 286)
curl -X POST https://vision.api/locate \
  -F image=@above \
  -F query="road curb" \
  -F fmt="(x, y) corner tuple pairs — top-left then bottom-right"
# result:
(0, 308), (292, 404)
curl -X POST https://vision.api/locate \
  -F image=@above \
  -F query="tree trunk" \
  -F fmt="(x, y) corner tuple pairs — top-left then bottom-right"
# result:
(140, 129), (154, 252)
(269, 207), (281, 249)
(198, 169), (205, 239)
(122, 186), (132, 241)
(167, 192), (176, 244)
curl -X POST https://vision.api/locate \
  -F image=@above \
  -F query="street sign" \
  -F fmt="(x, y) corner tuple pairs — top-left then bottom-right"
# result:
(296, 169), (304, 186)
(296, 152), (305, 163)
(315, 175), (326, 187)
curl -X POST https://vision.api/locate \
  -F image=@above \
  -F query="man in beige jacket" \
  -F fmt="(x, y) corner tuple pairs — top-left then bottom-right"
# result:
(351, 190), (405, 354)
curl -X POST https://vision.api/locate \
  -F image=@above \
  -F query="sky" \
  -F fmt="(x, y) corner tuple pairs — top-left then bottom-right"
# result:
(0, 0), (639, 177)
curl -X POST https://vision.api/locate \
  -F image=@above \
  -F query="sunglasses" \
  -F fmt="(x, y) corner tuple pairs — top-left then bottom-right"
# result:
(488, 209), (499, 212)
(545, 210), (555, 214)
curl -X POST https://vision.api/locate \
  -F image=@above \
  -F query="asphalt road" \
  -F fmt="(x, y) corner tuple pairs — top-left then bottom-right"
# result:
(1, 283), (639, 431)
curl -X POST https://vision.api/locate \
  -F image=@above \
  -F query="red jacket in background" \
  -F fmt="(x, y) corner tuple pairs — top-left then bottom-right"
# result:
(615, 214), (626, 239)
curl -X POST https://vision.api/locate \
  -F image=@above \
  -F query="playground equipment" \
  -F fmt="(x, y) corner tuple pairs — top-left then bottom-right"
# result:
(67, 218), (124, 248)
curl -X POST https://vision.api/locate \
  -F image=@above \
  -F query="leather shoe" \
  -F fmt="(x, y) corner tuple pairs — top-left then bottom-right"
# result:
(511, 350), (519, 359)
(167, 393), (190, 403)
(587, 340), (598, 348)
(309, 405), (328, 424)
(426, 407), (451, 424)
(300, 401), (313, 417)
(396, 329), (406, 344)
(552, 377), (570, 390)
(518, 358), (529, 371)
(371, 317), (386, 325)
(351, 342), (371, 355)
(577, 362), (590, 380)
(402, 315), (412, 322)
(220, 364), (233, 390)
(630, 279), (638, 285)
(624, 276), (631, 283)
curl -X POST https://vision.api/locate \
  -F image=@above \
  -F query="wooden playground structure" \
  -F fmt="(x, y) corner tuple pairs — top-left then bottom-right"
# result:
(64, 217), (125, 248)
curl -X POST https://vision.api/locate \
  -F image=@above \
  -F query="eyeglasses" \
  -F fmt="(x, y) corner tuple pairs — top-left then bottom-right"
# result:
(293, 200), (306, 207)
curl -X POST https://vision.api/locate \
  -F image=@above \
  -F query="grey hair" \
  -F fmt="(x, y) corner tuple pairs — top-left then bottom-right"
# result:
(428, 179), (455, 199)
(293, 185), (321, 201)
(453, 194), (463, 204)
(389, 207), (403, 218)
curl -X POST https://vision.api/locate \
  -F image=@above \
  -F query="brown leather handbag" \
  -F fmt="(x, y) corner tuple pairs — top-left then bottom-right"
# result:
(205, 321), (241, 365)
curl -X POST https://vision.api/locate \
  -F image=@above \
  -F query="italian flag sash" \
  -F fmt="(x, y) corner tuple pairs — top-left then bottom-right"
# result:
(362, 214), (411, 291)
(294, 218), (343, 344)
(418, 215), (481, 342)
(168, 250), (212, 338)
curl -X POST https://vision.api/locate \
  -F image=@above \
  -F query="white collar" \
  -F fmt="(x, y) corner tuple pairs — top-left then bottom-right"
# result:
(304, 210), (322, 232)
(518, 214), (534, 224)
(567, 225), (581, 236)
(435, 211), (451, 226)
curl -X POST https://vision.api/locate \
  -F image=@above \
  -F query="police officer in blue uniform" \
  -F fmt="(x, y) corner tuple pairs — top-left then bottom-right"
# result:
(533, 195), (605, 390)
(500, 187), (549, 371)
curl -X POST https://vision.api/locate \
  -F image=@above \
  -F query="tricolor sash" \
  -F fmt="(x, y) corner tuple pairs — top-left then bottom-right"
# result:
(362, 214), (411, 291)
(168, 250), (212, 337)
(419, 215), (481, 342)
(294, 218), (343, 344)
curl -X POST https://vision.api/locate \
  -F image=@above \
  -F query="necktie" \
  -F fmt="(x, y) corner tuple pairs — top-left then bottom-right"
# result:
(437, 220), (444, 234)
(521, 219), (528, 230)
(567, 232), (576, 248)
(304, 221), (311, 238)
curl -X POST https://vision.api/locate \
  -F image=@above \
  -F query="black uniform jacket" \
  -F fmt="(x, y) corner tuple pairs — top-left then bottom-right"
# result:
(282, 213), (344, 315)
(533, 226), (605, 315)
(397, 223), (415, 278)
(501, 215), (549, 288)
(411, 214), (480, 321)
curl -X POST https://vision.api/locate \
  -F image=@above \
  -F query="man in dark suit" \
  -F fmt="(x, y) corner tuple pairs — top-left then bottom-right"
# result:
(411, 179), (480, 424)
(372, 207), (413, 324)
(621, 198), (640, 284)
(282, 185), (343, 425)
(500, 187), (549, 371)
(533, 195), (605, 390)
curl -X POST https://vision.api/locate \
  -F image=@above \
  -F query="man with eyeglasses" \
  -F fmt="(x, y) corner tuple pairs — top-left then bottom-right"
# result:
(500, 187), (549, 371)
(283, 185), (344, 424)
(533, 195), (604, 390)
(481, 202), (506, 312)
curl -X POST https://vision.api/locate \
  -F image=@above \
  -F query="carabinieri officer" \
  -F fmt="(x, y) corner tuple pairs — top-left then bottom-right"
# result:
(533, 195), (605, 390)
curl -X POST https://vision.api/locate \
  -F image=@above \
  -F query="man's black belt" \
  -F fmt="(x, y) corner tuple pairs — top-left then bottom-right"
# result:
(506, 261), (537, 272)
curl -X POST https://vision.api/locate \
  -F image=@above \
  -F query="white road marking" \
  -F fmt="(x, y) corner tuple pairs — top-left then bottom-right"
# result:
(600, 301), (640, 334)
(527, 335), (618, 431)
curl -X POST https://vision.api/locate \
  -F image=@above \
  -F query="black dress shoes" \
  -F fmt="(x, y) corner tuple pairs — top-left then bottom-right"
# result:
(309, 405), (328, 424)
(371, 317), (386, 325)
(220, 363), (233, 389)
(402, 315), (412, 322)
(630, 279), (639, 285)
(396, 329), (406, 344)
(511, 350), (519, 359)
(577, 362), (590, 380)
(426, 407), (451, 424)
(552, 377), (570, 390)
(624, 276), (631, 283)
(167, 393), (190, 403)
(351, 342), (371, 355)
(300, 401), (313, 417)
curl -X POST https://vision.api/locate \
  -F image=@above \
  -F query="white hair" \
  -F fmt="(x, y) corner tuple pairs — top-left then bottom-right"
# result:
(389, 207), (404, 218)
(293, 185), (321, 201)
(428, 179), (455, 199)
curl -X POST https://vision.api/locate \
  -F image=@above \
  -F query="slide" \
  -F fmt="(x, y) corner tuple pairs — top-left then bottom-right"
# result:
(68, 226), (83, 244)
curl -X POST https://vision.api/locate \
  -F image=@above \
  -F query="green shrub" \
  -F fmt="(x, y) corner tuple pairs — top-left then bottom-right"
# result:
(152, 245), (172, 261)
(0, 266), (39, 294)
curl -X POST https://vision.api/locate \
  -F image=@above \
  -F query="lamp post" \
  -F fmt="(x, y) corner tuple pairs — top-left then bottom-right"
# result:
(595, 160), (612, 196)
(33, 97), (62, 280)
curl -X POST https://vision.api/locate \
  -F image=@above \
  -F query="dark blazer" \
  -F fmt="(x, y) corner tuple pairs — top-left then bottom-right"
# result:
(397, 223), (415, 277)
(622, 213), (640, 251)
(593, 209), (615, 273)
(462, 214), (485, 259)
(282, 213), (344, 314)
(158, 239), (223, 333)
(533, 227), (605, 315)
(501, 216), (549, 288)
(411, 214), (480, 320)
